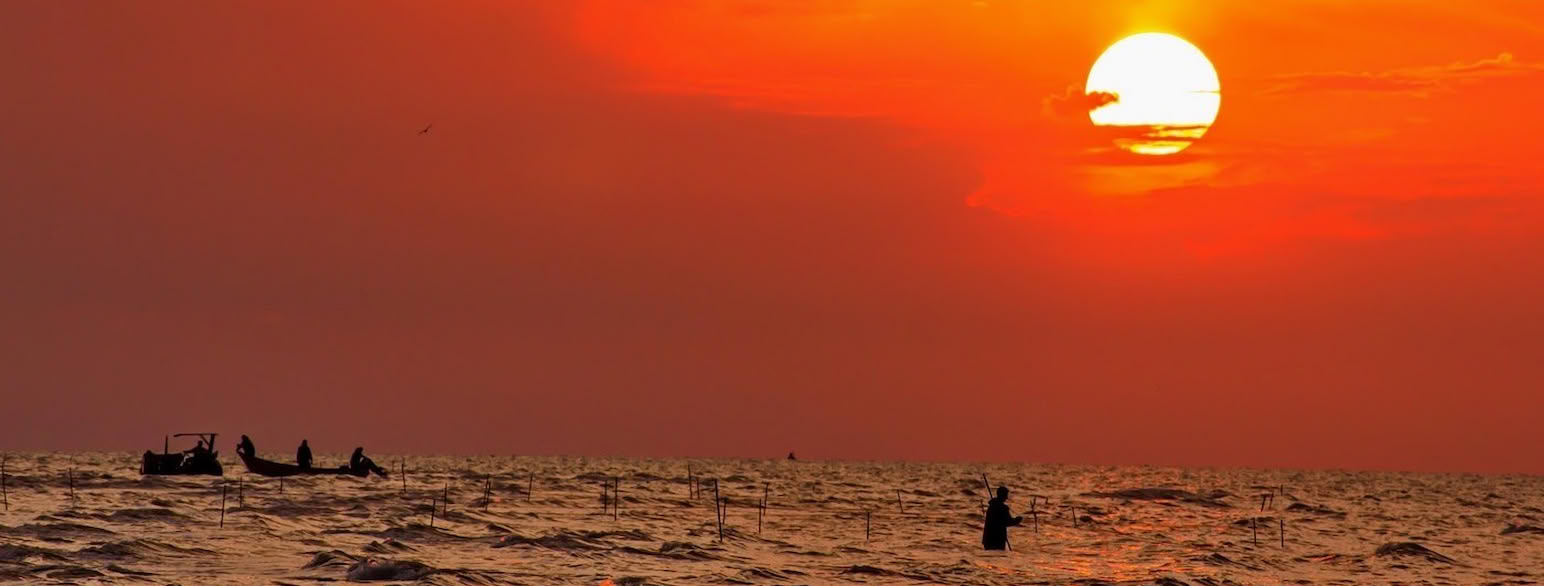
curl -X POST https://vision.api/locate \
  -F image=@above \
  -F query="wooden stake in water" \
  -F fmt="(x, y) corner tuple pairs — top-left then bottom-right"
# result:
(527, 471), (534, 502)
(1280, 518), (1286, 548)
(429, 498), (436, 528)
(1072, 506), (1079, 528)
(1251, 517), (1258, 546)
(401, 458), (406, 495)
(687, 466), (694, 499)
(897, 489), (904, 514)
(613, 476), (620, 521)
(714, 479), (723, 542)
(1030, 499), (1039, 533)
(219, 481), (227, 528)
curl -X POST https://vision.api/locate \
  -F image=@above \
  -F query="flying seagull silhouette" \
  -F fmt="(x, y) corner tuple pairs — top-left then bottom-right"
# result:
(418, 124), (432, 135)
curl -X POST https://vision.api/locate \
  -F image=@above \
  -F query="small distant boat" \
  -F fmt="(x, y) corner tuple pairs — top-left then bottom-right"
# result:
(141, 433), (224, 476)
(787, 451), (797, 461)
(237, 451), (376, 478)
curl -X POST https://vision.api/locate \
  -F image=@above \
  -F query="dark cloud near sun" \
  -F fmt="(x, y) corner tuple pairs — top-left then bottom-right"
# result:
(1041, 85), (1119, 119)
(1265, 53), (1544, 96)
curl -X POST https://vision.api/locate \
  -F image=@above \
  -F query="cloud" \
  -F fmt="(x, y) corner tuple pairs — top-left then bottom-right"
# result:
(1265, 53), (1544, 96)
(1041, 85), (1119, 119)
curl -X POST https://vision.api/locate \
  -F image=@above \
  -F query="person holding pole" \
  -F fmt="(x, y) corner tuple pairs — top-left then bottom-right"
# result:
(982, 486), (1023, 550)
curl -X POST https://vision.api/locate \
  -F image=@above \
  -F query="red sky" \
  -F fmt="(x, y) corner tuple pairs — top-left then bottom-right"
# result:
(2, 1), (1541, 474)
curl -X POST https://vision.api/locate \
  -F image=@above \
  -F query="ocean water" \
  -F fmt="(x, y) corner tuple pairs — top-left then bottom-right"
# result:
(0, 452), (1540, 585)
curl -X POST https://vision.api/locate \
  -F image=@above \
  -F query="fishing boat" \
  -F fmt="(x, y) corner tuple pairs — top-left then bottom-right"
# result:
(141, 433), (224, 476)
(237, 451), (373, 478)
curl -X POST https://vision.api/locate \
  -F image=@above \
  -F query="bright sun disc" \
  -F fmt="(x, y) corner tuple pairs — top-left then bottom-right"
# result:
(1086, 33), (1219, 155)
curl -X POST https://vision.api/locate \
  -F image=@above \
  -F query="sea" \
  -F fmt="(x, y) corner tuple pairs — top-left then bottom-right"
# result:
(0, 452), (1540, 585)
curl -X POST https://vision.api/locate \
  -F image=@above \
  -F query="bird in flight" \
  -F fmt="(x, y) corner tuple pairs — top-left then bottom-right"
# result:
(418, 124), (432, 135)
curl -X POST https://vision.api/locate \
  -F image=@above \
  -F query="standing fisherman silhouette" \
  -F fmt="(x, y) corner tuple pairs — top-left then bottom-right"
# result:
(982, 486), (1023, 550)
(296, 440), (313, 469)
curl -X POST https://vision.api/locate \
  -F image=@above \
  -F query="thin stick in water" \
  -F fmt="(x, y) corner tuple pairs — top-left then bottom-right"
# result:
(897, 489), (904, 514)
(613, 476), (620, 521)
(1251, 516), (1258, 546)
(430, 498), (436, 528)
(1280, 518), (1286, 548)
(714, 479), (723, 542)
(1031, 499), (1038, 533)
(69, 468), (75, 504)
(527, 471), (533, 502)
(219, 481), (227, 528)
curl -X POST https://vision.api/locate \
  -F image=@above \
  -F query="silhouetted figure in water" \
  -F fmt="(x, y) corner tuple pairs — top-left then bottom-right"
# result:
(296, 440), (313, 469)
(236, 435), (256, 458)
(349, 447), (388, 477)
(982, 486), (1023, 550)
(787, 451), (796, 461)
(185, 440), (209, 457)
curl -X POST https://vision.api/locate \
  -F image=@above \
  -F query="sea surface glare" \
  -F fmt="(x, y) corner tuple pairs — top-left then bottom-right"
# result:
(0, 453), (1541, 584)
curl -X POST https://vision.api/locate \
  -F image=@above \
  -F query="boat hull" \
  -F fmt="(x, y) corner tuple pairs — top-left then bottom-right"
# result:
(142, 451), (223, 476)
(239, 452), (368, 478)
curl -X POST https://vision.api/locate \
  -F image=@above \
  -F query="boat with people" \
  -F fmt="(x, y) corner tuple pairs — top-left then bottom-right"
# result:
(234, 435), (389, 478)
(237, 451), (375, 477)
(141, 433), (224, 476)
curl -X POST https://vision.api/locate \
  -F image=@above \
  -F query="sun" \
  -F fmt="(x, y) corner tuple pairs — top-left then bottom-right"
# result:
(1086, 33), (1220, 155)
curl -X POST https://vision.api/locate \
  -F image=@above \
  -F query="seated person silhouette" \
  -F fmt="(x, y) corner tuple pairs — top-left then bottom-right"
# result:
(185, 440), (209, 457)
(236, 435), (256, 458)
(348, 447), (388, 477)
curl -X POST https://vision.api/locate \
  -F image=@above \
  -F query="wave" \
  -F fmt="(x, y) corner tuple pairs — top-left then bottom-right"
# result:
(6, 521), (117, 541)
(1373, 542), (1457, 564)
(1285, 502), (1345, 516)
(346, 558), (435, 581)
(1501, 523), (1544, 535)
(1087, 488), (1232, 508)
(0, 543), (69, 564)
(617, 541), (720, 562)
(80, 538), (216, 559)
(102, 508), (190, 523)
(493, 529), (653, 552)
(840, 564), (932, 581)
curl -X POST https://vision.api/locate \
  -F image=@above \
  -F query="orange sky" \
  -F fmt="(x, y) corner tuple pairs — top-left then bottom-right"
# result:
(1, 1), (1541, 473)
